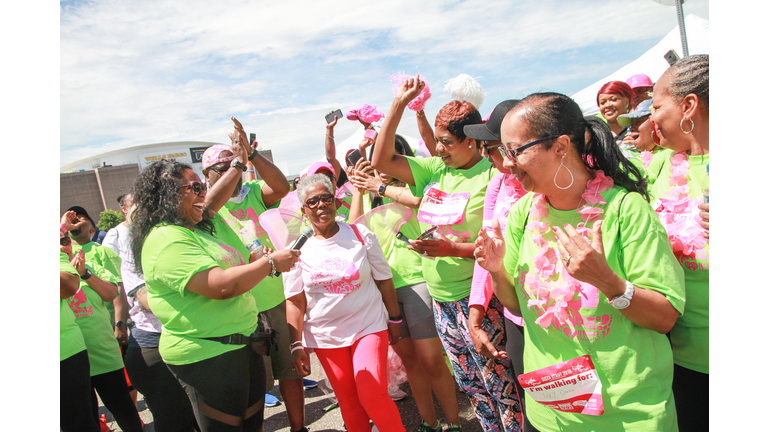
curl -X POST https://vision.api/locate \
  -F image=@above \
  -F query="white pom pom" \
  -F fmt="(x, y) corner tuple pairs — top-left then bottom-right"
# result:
(444, 74), (486, 109)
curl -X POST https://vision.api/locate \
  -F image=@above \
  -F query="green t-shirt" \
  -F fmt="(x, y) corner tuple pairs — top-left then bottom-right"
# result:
(407, 156), (497, 302)
(502, 187), (685, 431)
(67, 260), (124, 376)
(60, 252), (86, 362)
(141, 224), (258, 365)
(223, 180), (286, 312)
(362, 194), (425, 289)
(73, 241), (122, 324)
(649, 151), (709, 374)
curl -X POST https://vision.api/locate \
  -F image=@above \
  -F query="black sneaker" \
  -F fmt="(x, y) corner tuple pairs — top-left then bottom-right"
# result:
(415, 420), (442, 432)
(444, 424), (462, 432)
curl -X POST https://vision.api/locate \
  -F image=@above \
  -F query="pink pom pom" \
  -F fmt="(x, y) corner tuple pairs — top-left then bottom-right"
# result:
(346, 104), (384, 123)
(388, 72), (432, 112)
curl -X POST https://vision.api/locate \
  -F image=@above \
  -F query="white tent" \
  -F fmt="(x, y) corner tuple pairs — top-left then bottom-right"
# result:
(572, 14), (709, 116)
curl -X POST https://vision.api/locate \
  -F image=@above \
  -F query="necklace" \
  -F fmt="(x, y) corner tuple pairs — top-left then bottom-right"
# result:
(655, 152), (707, 257)
(523, 170), (613, 330)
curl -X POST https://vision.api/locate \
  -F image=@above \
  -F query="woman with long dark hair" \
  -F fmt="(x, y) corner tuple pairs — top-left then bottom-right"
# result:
(475, 92), (685, 431)
(130, 159), (299, 432)
(648, 54), (709, 432)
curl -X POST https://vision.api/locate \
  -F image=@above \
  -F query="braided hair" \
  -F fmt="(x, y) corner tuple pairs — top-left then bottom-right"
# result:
(661, 54), (709, 110)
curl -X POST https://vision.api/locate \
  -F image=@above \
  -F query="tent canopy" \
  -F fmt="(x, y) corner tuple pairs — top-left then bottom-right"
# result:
(572, 14), (709, 116)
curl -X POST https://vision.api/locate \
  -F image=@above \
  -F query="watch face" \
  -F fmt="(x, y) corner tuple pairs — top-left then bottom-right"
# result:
(613, 298), (630, 309)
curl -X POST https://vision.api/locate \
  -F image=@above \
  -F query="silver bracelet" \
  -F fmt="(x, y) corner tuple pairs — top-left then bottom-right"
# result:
(326, 133), (334, 140)
(265, 254), (276, 277)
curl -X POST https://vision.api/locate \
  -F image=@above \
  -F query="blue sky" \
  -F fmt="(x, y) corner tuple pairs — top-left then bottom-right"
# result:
(59, 0), (709, 175)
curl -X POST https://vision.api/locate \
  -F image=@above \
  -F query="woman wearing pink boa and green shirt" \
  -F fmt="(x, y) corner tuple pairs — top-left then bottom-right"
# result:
(475, 92), (685, 431)
(647, 54), (709, 432)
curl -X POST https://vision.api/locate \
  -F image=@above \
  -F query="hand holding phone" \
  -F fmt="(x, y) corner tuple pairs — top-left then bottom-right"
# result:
(346, 149), (364, 167)
(325, 109), (343, 124)
(417, 225), (439, 240)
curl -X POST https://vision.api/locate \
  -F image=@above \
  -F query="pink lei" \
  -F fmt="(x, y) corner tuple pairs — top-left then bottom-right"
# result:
(523, 170), (613, 330)
(655, 152), (707, 257)
(639, 151), (654, 169)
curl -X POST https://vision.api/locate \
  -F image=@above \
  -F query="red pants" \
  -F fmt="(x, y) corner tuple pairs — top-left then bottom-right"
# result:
(314, 330), (404, 432)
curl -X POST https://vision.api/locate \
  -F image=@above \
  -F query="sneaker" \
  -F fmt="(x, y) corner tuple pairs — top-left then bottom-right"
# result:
(415, 419), (442, 432)
(444, 424), (462, 432)
(264, 393), (281, 407)
(302, 378), (317, 390)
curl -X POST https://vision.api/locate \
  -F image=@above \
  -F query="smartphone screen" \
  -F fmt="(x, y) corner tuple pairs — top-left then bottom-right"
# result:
(249, 133), (256, 146)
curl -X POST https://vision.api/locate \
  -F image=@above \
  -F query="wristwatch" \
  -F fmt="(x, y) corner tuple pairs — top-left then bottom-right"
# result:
(114, 321), (125, 329)
(231, 159), (248, 171)
(248, 148), (258, 160)
(377, 183), (388, 197)
(80, 269), (92, 280)
(609, 280), (635, 310)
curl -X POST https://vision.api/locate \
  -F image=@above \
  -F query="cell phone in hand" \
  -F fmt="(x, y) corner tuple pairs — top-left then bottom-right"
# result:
(346, 149), (364, 167)
(417, 225), (439, 240)
(249, 133), (256, 146)
(325, 109), (343, 124)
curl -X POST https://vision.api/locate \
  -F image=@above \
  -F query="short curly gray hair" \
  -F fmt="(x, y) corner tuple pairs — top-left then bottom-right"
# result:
(297, 174), (334, 205)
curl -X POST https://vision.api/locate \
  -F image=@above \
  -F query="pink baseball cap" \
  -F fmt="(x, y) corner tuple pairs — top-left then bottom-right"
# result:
(201, 145), (235, 171)
(306, 161), (337, 179)
(626, 74), (653, 89)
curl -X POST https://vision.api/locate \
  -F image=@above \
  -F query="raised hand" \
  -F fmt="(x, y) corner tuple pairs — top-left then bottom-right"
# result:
(474, 219), (505, 272)
(396, 74), (426, 105)
(229, 117), (251, 163)
(60, 210), (84, 232)
(326, 112), (339, 129)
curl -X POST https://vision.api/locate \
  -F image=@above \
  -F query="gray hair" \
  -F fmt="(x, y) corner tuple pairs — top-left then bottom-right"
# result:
(661, 54), (708, 110)
(297, 174), (334, 204)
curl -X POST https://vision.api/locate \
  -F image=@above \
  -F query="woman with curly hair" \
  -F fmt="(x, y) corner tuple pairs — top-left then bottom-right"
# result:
(130, 159), (299, 432)
(372, 76), (522, 432)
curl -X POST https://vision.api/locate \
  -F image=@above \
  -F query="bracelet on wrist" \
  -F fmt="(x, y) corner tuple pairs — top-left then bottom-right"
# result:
(245, 170), (255, 173)
(290, 345), (304, 354)
(265, 254), (276, 277)
(290, 341), (303, 348)
(326, 133), (334, 140)
(60, 224), (67, 234)
(248, 149), (257, 160)
(388, 315), (403, 324)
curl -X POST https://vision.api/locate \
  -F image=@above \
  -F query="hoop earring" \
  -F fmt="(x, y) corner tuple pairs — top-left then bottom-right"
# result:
(680, 117), (694, 134)
(554, 154), (574, 190)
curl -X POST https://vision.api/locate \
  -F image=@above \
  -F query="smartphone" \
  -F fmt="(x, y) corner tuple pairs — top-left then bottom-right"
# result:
(664, 49), (680, 66)
(395, 232), (411, 245)
(325, 109), (343, 124)
(249, 133), (256, 146)
(417, 225), (439, 240)
(346, 149), (364, 167)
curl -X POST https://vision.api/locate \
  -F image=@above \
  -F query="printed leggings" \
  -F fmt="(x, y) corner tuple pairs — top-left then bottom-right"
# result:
(433, 295), (522, 432)
(314, 330), (405, 432)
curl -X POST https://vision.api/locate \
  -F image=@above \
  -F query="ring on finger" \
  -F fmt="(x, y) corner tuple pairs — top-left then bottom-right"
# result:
(563, 254), (571, 266)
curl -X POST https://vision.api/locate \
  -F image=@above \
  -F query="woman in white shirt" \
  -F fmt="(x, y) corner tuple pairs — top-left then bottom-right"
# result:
(284, 174), (405, 432)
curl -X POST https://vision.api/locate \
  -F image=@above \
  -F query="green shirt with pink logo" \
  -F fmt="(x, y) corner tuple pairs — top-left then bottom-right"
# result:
(60, 252), (86, 362)
(222, 180), (286, 312)
(502, 187), (685, 431)
(406, 156), (497, 302)
(141, 224), (258, 365)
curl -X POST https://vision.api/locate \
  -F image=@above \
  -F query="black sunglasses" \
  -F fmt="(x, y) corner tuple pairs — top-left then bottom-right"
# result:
(181, 181), (208, 196)
(60, 236), (72, 246)
(304, 193), (335, 209)
(499, 135), (559, 162)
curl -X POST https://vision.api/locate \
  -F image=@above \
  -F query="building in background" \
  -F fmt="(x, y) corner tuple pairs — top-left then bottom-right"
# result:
(61, 141), (281, 224)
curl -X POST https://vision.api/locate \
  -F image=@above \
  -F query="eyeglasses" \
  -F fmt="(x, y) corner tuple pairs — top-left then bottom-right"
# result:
(304, 193), (335, 209)
(180, 181), (208, 196)
(499, 135), (559, 162)
(208, 163), (231, 175)
(60, 236), (72, 246)
(481, 140), (502, 153)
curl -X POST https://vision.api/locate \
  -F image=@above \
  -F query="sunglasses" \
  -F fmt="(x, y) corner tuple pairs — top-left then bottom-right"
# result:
(208, 163), (231, 175)
(180, 181), (208, 196)
(60, 236), (72, 246)
(499, 135), (559, 162)
(304, 193), (335, 209)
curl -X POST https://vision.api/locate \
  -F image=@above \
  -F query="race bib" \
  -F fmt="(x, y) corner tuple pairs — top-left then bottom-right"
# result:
(417, 187), (469, 226)
(518, 355), (604, 416)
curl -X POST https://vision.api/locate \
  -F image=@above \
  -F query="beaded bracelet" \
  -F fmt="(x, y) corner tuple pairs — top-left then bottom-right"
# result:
(265, 254), (276, 278)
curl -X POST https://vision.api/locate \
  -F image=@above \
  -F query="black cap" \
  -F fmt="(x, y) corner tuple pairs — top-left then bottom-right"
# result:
(463, 99), (521, 141)
(66, 205), (96, 227)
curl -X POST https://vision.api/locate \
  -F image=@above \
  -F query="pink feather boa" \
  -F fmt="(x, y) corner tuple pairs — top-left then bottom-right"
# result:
(388, 72), (431, 112)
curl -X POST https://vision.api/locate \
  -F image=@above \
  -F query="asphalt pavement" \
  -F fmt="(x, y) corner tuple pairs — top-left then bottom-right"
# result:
(100, 354), (484, 432)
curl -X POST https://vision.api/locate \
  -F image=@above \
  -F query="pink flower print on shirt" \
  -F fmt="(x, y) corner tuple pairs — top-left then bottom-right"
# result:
(217, 244), (246, 267)
(310, 258), (361, 296)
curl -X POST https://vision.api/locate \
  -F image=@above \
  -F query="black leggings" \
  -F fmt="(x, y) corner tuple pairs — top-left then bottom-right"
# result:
(124, 346), (199, 432)
(504, 316), (539, 432)
(61, 350), (101, 432)
(673, 363), (709, 432)
(90, 367), (144, 432)
(168, 347), (266, 432)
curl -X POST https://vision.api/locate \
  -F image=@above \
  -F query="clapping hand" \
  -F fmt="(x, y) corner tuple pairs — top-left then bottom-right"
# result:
(699, 202), (709, 240)
(474, 219), (506, 272)
(347, 159), (379, 192)
(229, 117), (252, 163)
(71, 249), (87, 277)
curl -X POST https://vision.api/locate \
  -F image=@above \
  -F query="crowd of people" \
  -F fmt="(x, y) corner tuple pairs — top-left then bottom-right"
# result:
(60, 54), (709, 432)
